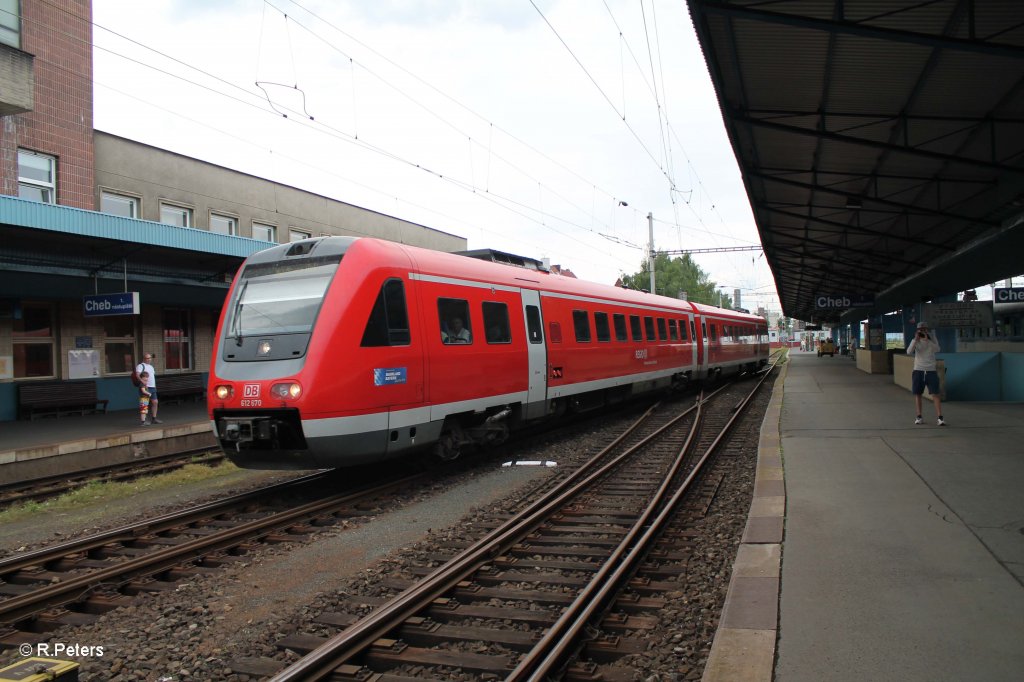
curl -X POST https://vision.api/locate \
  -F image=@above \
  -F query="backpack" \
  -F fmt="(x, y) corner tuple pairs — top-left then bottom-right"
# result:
(130, 365), (142, 387)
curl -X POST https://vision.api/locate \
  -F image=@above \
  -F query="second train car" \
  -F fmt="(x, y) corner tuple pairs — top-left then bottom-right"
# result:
(208, 237), (769, 469)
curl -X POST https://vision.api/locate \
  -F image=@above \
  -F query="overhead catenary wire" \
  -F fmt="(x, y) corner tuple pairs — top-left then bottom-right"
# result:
(32, 0), (776, 300)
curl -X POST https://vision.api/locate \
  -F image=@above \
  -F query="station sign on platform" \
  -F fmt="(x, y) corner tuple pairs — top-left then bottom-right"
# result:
(994, 287), (1024, 303)
(922, 301), (993, 328)
(814, 293), (874, 309)
(83, 292), (140, 317)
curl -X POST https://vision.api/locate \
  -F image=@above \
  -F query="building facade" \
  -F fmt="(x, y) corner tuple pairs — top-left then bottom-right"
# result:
(0, 1), (467, 420)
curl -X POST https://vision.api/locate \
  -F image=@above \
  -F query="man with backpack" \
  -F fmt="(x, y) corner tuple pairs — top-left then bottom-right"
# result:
(135, 352), (162, 424)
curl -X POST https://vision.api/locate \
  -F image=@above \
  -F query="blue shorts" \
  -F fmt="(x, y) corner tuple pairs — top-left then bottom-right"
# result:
(911, 370), (939, 396)
(147, 387), (159, 401)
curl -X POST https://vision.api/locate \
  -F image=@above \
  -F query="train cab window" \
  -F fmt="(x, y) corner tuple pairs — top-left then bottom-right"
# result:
(361, 278), (410, 347)
(656, 318), (668, 341)
(668, 319), (678, 341)
(613, 313), (628, 341)
(594, 312), (611, 342)
(572, 310), (592, 342)
(526, 305), (544, 344)
(644, 316), (656, 341)
(678, 318), (689, 341)
(629, 315), (643, 341)
(483, 302), (511, 344)
(438, 298), (473, 344)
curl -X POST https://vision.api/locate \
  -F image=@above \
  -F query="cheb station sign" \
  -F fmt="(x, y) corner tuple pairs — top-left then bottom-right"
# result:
(83, 292), (140, 317)
(814, 293), (875, 309)
(994, 288), (1024, 303)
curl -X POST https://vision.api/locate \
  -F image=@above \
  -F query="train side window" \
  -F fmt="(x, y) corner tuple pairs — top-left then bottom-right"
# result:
(679, 318), (689, 341)
(613, 313), (628, 341)
(629, 315), (643, 341)
(644, 316), (656, 341)
(526, 305), (544, 344)
(573, 310), (592, 342)
(360, 278), (410, 347)
(656, 318), (667, 341)
(438, 298), (473, 344)
(483, 301), (511, 344)
(668, 319), (678, 341)
(700, 321), (706, 340)
(594, 312), (611, 342)
(709, 324), (717, 341)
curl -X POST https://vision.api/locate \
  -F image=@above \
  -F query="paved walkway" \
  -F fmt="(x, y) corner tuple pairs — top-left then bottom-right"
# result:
(705, 350), (1024, 682)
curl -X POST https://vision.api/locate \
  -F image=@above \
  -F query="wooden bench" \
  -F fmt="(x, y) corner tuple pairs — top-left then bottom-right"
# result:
(18, 380), (109, 420)
(157, 373), (206, 403)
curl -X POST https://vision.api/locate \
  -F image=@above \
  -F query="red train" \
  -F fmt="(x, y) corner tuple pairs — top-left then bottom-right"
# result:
(208, 237), (769, 469)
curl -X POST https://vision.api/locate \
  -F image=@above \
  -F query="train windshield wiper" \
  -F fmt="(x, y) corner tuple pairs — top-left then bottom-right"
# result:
(231, 280), (248, 347)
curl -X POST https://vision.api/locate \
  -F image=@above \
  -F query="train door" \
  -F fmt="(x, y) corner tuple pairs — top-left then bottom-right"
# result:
(521, 289), (548, 420)
(693, 314), (707, 376)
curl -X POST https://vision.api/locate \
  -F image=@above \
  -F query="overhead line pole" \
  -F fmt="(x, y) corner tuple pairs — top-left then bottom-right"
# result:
(648, 212), (655, 294)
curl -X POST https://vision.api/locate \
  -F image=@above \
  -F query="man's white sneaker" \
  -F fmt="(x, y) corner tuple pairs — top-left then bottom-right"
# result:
(914, 416), (923, 425)
(937, 417), (946, 426)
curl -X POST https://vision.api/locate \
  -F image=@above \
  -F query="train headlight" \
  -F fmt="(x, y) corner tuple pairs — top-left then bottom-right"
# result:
(215, 385), (234, 400)
(270, 382), (302, 399)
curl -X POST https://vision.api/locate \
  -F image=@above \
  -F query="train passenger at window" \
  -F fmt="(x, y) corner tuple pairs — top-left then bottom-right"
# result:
(449, 317), (472, 343)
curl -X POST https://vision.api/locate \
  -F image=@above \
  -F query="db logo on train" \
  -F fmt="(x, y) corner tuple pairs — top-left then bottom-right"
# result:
(243, 384), (260, 398)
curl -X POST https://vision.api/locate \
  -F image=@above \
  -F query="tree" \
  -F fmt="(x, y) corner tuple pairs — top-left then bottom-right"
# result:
(619, 252), (730, 307)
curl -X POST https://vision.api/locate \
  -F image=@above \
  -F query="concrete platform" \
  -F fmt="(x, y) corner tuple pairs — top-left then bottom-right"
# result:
(0, 402), (213, 484)
(705, 350), (1024, 682)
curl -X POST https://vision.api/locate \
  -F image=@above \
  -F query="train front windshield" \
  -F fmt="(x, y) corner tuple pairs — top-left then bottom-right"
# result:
(228, 256), (341, 338)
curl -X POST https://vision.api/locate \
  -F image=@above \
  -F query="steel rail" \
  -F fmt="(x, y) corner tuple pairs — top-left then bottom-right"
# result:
(0, 448), (225, 509)
(0, 470), (330, 574)
(516, 362), (778, 680)
(0, 471), (429, 626)
(268, 389), (734, 681)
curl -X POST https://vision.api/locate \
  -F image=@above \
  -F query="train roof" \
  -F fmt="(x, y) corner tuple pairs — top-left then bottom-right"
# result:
(244, 236), (767, 325)
(372, 238), (765, 325)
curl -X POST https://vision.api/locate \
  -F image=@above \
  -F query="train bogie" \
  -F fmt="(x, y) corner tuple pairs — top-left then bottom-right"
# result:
(208, 237), (769, 469)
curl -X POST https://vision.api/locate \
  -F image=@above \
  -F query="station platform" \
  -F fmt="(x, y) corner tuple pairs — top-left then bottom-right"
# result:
(705, 350), (1024, 682)
(0, 402), (213, 484)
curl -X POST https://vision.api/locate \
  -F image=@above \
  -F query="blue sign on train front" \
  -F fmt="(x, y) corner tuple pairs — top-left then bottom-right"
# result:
(374, 367), (407, 386)
(83, 292), (140, 317)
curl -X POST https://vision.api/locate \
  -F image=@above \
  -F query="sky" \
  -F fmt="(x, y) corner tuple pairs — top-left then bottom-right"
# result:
(91, 0), (782, 312)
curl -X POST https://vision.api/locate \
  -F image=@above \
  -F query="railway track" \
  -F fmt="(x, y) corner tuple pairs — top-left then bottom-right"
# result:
(236, 364), (775, 681)
(0, 466), (438, 648)
(0, 448), (225, 510)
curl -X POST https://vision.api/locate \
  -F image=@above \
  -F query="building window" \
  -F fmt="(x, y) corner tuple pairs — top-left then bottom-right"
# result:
(0, 0), (19, 49)
(210, 213), (238, 236)
(18, 150), (56, 204)
(162, 308), (192, 370)
(102, 316), (137, 374)
(12, 302), (55, 378)
(290, 228), (311, 242)
(252, 221), (277, 242)
(100, 191), (140, 218)
(161, 203), (193, 228)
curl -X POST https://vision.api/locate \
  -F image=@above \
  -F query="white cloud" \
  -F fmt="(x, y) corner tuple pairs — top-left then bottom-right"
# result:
(92, 0), (780, 310)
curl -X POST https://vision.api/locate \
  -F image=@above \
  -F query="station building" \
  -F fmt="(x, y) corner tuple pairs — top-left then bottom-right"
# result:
(0, 0), (465, 421)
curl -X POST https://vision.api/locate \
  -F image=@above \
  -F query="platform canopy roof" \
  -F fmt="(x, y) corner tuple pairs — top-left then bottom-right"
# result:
(687, 0), (1024, 323)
